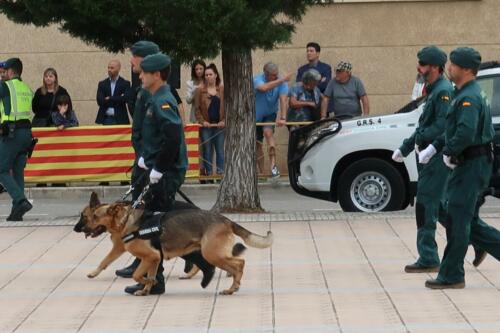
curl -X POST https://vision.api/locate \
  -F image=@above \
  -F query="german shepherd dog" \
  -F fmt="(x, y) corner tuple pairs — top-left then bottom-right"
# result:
(74, 192), (273, 296)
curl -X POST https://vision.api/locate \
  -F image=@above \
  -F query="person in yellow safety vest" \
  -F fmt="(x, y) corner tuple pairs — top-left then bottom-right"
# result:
(0, 58), (34, 221)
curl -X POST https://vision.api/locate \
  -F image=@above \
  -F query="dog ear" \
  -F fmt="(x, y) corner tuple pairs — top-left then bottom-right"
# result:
(90, 192), (101, 208)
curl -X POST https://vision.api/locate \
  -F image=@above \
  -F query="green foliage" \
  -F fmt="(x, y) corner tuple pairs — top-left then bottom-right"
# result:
(0, 0), (323, 63)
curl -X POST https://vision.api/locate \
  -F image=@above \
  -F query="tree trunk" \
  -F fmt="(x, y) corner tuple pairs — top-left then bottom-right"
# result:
(212, 48), (263, 213)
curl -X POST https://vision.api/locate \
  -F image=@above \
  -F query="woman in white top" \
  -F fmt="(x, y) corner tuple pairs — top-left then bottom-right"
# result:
(186, 59), (206, 123)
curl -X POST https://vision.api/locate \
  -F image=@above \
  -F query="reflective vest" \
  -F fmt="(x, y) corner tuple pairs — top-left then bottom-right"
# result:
(0, 78), (33, 123)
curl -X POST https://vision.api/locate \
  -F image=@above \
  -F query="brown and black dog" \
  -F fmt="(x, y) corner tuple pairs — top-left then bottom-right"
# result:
(74, 192), (273, 296)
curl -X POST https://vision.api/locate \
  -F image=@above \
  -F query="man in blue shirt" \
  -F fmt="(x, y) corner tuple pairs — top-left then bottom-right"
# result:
(296, 42), (332, 94)
(254, 62), (290, 178)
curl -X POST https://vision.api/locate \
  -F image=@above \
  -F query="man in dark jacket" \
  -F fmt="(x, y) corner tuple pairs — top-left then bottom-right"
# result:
(95, 59), (131, 125)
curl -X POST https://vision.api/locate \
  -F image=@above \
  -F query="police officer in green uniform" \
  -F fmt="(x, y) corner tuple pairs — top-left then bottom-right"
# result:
(425, 47), (500, 289)
(123, 53), (188, 295)
(0, 58), (34, 221)
(115, 41), (160, 278)
(392, 46), (453, 273)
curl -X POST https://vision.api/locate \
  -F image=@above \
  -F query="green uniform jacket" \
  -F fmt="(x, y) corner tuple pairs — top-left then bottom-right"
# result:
(141, 84), (188, 175)
(131, 87), (151, 156)
(436, 80), (494, 156)
(400, 75), (453, 156)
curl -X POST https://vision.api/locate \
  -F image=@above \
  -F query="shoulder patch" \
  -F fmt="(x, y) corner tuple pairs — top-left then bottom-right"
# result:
(462, 101), (472, 107)
(161, 103), (171, 110)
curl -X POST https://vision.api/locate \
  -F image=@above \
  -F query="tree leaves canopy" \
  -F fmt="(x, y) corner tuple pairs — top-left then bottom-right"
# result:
(0, 0), (321, 63)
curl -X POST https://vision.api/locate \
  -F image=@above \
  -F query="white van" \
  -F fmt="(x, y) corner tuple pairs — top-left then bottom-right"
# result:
(288, 62), (500, 212)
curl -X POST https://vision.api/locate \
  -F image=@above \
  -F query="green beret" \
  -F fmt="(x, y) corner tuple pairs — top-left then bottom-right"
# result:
(417, 46), (447, 66)
(141, 53), (171, 72)
(450, 47), (482, 70)
(130, 41), (160, 58)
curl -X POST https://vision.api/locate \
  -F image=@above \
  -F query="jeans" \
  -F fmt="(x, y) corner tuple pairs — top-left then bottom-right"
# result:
(200, 127), (224, 175)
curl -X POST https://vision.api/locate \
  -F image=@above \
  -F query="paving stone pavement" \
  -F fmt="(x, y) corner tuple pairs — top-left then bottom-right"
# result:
(1, 213), (500, 333)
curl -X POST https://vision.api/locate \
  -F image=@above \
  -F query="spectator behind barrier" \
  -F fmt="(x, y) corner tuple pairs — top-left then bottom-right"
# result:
(296, 42), (332, 94)
(0, 61), (7, 81)
(288, 69), (322, 131)
(254, 62), (290, 178)
(186, 59), (206, 123)
(195, 63), (225, 179)
(52, 94), (79, 130)
(95, 59), (131, 125)
(321, 61), (370, 119)
(32, 68), (72, 127)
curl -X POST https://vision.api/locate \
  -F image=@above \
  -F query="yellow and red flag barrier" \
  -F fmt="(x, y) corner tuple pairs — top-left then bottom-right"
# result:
(25, 125), (200, 183)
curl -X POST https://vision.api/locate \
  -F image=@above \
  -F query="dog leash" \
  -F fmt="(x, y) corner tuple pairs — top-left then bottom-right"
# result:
(124, 170), (196, 206)
(132, 183), (150, 209)
(122, 171), (147, 201)
(177, 189), (195, 205)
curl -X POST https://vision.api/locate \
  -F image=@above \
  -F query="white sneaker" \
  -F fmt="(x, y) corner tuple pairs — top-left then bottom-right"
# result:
(271, 165), (280, 178)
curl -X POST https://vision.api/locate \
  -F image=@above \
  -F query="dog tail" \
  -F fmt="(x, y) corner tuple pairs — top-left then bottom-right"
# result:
(232, 243), (247, 256)
(230, 222), (273, 249)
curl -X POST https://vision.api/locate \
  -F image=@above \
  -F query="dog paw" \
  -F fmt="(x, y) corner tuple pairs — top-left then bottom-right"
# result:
(87, 270), (100, 278)
(219, 289), (235, 295)
(134, 289), (150, 296)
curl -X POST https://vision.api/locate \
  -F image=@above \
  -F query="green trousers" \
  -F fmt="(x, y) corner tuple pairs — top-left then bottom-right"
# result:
(438, 155), (500, 283)
(145, 171), (185, 212)
(415, 152), (450, 267)
(0, 128), (32, 206)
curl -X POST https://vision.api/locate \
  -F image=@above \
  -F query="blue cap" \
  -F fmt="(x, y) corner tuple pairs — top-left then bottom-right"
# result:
(0, 61), (6, 69)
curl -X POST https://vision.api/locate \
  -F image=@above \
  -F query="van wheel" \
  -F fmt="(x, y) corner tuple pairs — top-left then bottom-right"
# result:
(337, 158), (405, 212)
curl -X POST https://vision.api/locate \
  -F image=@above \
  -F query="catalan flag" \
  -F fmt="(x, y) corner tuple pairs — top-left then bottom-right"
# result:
(25, 125), (200, 183)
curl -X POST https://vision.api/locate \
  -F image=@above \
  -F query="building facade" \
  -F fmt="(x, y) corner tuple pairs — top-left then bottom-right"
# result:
(0, 0), (496, 172)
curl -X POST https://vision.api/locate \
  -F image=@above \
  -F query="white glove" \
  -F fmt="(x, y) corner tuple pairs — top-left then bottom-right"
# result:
(414, 144), (421, 154)
(443, 155), (457, 170)
(137, 157), (147, 170)
(149, 169), (163, 184)
(392, 149), (404, 163)
(418, 144), (437, 164)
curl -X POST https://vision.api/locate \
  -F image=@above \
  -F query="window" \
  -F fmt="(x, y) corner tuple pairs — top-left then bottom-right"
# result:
(477, 75), (500, 116)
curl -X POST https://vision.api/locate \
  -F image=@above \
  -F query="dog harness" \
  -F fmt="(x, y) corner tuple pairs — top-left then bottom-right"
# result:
(122, 212), (163, 244)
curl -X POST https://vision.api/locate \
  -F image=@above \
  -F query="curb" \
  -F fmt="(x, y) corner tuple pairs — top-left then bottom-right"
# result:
(16, 181), (291, 201)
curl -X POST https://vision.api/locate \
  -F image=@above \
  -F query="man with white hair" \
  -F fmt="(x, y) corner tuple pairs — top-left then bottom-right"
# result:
(287, 69), (322, 131)
(254, 62), (290, 178)
(321, 61), (369, 119)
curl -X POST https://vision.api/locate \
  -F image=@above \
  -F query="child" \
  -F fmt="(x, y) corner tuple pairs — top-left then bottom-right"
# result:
(51, 94), (78, 129)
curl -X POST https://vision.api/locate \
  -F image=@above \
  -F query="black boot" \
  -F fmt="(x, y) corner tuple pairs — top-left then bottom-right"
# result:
(473, 248), (487, 267)
(124, 261), (165, 295)
(183, 260), (194, 274)
(404, 262), (439, 273)
(425, 278), (465, 289)
(181, 251), (215, 288)
(116, 257), (141, 278)
(7, 199), (33, 221)
(124, 278), (165, 295)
